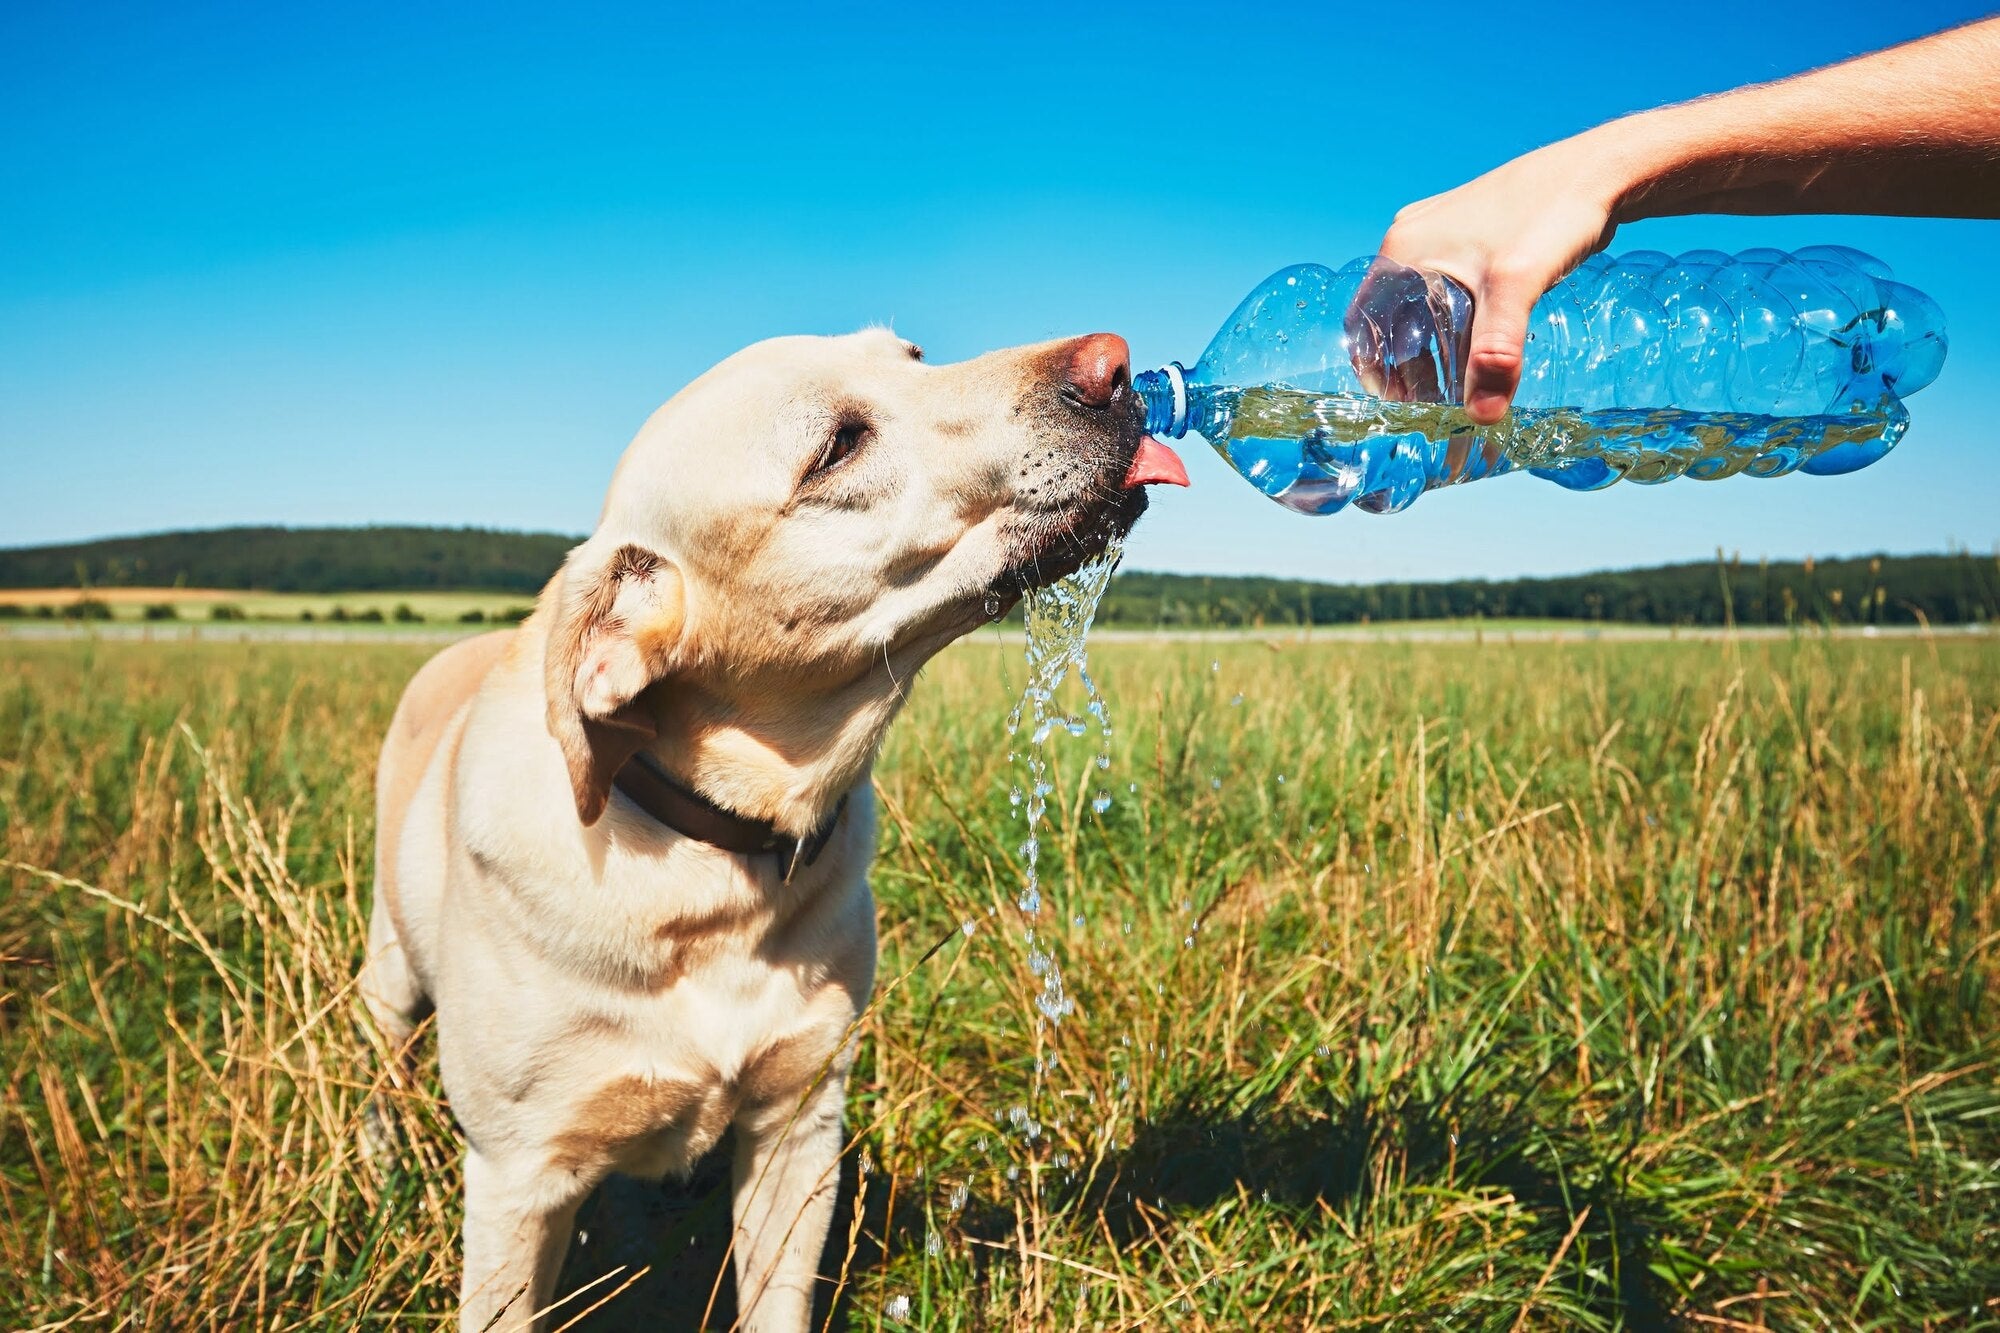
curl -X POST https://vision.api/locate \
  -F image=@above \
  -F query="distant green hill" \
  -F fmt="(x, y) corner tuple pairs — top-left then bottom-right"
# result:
(0, 525), (577, 595)
(1095, 553), (2000, 629)
(1, 526), (1994, 627)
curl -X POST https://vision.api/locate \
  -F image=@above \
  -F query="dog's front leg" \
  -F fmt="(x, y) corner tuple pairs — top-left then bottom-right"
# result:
(458, 1147), (583, 1332)
(730, 1074), (848, 1332)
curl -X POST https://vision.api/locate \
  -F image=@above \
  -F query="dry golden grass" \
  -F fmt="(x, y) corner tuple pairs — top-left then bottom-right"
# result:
(2, 631), (1997, 1330)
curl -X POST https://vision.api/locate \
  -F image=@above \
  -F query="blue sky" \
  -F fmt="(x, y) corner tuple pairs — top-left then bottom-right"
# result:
(3, 0), (1995, 582)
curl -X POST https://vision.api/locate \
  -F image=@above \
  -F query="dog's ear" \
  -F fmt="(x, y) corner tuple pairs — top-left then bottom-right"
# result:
(544, 541), (687, 826)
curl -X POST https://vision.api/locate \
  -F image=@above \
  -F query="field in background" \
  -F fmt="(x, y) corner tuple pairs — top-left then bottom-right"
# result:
(3, 633), (1997, 1329)
(0, 586), (536, 623)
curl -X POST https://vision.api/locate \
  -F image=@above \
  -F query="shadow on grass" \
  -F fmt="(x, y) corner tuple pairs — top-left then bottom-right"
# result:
(550, 1080), (1681, 1330)
(552, 1131), (882, 1333)
(1064, 1078), (1683, 1331)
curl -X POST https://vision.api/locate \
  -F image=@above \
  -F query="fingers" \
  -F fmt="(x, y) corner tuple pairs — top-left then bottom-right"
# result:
(1463, 266), (1540, 426)
(1344, 257), (1448, 403)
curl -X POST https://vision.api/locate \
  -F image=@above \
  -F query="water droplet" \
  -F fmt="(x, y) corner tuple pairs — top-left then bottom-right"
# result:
(1315, 1044), (1331, 1058)
(1210, 776), (1222, 790)
(1230, 693), (1244, 706)
(983, 594), (1001, 618)
(885, 1294), (912, 1322)
(1094, 753), (1110, 770)
(1276, 774), (1286, 784)
(1018, 887), (1041, 914)
(960, 919), (976, 937)
(1210, 660), (1220, 673)
(1091, 791), (1112, 814)
(925, 1228), (942, 1256)
(1071, 912), (1087, 928)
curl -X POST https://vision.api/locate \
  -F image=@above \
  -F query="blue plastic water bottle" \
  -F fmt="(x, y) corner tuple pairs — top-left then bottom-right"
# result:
(1134, 248), (1947, 516)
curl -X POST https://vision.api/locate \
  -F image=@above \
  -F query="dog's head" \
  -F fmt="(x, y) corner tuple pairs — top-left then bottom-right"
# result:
(541, 328), (1185, 828)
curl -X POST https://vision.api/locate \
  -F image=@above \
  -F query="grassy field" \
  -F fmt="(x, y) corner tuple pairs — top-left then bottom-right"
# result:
(0, 587), (536, 623)
(0, 589), (1653, 638)
(2, 631), (1997, 1330)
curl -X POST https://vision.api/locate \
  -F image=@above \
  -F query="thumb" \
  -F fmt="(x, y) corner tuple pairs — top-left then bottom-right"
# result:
(1463, 267), (1540, 426)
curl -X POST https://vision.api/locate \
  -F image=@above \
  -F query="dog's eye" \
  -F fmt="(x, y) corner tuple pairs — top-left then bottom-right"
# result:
(810, 419), (872, 479)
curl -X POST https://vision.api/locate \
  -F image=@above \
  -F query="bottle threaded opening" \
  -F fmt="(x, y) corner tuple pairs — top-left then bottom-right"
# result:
(1134, 364), (1190, 437)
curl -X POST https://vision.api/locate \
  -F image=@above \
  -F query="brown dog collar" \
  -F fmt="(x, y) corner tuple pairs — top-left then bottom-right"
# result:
(612, 751), (846, 883)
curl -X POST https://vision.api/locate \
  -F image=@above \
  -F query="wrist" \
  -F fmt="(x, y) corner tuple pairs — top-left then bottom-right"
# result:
(1581, 107), (1700, 224)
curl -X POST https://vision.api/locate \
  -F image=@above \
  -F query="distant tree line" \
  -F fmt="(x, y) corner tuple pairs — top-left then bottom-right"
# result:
(1096, 553), (2000, 628)
(0, 526), (577, 594)
(2, 527), (1994, 627)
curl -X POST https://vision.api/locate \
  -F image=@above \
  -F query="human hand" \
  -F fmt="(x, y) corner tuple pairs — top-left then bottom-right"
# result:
(1368, 131), (1634, 424)
(1351, 19), (2000, 423)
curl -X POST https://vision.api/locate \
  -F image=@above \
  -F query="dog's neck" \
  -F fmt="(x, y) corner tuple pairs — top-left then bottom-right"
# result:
(641, 666), (911, 838)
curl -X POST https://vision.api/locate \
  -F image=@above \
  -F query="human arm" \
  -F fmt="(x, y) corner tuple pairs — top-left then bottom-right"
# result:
(1375, 16), (2000, 424)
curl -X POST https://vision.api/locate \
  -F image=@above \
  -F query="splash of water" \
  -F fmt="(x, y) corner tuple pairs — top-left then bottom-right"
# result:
(1005, 535), (1122, 1027)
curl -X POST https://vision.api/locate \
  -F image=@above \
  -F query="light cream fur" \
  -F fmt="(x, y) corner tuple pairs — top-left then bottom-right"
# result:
(359, 327), (1146, 1331)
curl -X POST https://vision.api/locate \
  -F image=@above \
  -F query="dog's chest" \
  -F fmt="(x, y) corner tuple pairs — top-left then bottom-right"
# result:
(552, 955), (847, 1180)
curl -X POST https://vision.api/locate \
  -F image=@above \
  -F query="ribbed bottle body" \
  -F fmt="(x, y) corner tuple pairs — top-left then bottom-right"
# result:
(1134, 248), (1944, 516)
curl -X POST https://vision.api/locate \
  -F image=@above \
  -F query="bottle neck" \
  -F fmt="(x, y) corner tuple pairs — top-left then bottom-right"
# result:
(1133, 363), (1191, 438)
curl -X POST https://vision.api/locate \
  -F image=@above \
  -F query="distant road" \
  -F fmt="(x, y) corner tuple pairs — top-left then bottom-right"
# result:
(1094, 623), (1997, 645)
(4, 622), (1992, 647)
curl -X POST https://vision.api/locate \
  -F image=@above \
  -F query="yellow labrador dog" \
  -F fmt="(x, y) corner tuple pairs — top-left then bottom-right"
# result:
(360, 327), (1187, 1331)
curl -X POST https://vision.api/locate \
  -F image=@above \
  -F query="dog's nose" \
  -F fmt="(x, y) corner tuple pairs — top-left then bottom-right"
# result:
(1063, 333), (1131, 410)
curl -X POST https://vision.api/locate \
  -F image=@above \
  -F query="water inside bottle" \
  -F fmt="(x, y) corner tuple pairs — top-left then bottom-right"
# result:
(1005, 536), (1121, 1026)
(1204, 385), (1907, 514)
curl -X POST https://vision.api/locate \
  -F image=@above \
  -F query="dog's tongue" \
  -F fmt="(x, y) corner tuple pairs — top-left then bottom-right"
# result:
(1123, 436), (1189, 489)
